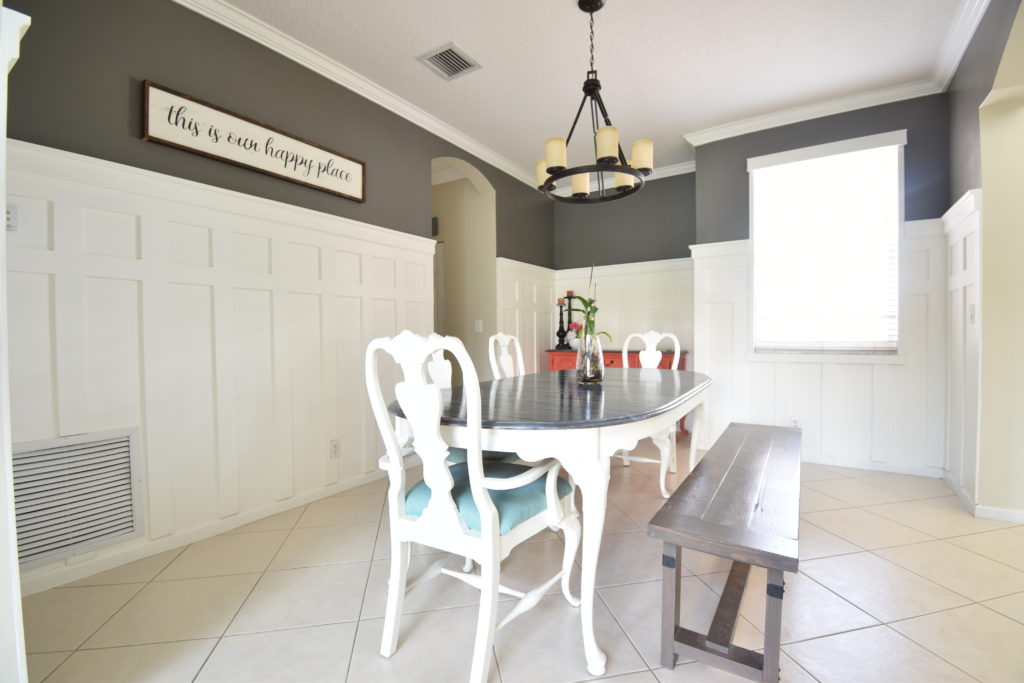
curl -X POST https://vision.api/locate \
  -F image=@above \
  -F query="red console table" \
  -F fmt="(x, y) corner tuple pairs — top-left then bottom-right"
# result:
(546, 349), (687, 372)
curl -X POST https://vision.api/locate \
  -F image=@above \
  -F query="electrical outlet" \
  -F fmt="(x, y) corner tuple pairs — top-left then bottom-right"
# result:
(790, 418), (800, 428)
(329, 439), (340, 459)
(5, 203), (18, 232)
(474, 319), (483, 333)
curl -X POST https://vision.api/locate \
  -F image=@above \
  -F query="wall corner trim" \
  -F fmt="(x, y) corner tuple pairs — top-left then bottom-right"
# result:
(943, 188), (983, 229)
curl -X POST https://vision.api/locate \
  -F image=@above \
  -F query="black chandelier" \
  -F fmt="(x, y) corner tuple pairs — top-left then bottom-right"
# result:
(537, 0), (653, 204)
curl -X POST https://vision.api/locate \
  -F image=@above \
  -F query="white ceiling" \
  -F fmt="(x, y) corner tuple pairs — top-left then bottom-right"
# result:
(177, 0), (986, 185)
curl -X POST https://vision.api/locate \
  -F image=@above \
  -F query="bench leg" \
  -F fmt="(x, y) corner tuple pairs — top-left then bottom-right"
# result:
(661, 542), (681, 669)
(763, 568), (784, 683)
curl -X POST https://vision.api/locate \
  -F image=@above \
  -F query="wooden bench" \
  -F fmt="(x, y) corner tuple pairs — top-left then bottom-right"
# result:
(648, 423), (801, 683)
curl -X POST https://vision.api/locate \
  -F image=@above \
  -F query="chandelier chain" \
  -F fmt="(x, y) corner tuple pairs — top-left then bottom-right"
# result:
(589, 11), (595, 71)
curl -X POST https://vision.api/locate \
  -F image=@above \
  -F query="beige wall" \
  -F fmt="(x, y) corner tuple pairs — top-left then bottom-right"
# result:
(431, 176), (498, 381)
(978, 4), (1024, 514)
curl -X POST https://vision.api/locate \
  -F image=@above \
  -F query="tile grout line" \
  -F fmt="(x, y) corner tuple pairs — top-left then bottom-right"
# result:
(190, 503), (308, 683)
(38, 543), (190, 683)
(345, 483), (390, 682)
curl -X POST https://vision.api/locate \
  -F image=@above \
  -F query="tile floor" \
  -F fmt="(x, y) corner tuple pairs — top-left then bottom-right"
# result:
(20, 441), (1024, 682)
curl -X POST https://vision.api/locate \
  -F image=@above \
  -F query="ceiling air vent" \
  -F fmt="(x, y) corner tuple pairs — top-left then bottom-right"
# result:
(418, 43), (480, 81)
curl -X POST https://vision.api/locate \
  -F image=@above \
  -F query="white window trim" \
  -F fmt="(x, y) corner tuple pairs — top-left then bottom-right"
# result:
(747, 130), (907, 361)
(747, 129), (907, 172)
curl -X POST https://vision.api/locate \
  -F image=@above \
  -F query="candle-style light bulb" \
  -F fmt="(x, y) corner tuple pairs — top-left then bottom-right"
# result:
(571, 173), (590, 197)
(536, 159), (549, 189)
(632, 140), (654, 173)
(596, 126), (619, 163)
(545, 137), (567, 173)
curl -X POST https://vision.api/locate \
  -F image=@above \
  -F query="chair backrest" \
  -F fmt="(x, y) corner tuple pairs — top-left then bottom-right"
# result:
(622, 331), (681, 369)
(365, 331), (499, 540)
(488, 333), (526, 379)
(426, 333), (452, 388)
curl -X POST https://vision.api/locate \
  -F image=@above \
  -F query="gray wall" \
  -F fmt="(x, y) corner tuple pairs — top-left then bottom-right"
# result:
(6, 0), (556, 267)
(948, 0), (1022, 203)
(553, 173), (696, 269)
(694, 94), (950, 244)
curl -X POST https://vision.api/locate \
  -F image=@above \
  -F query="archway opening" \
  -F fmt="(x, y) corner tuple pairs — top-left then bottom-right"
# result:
(430, 157), (498, 381)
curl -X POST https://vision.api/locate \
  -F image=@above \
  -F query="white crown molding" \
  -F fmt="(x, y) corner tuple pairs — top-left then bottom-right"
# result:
(1, 7), (31, 73)
(683, 0), (990, 147)
(933, 0), (991, 90)
(176, 0), (988, 174)
(683, 80), (941, 147)
(171, 0), (534, 187)
(648, 161), (696, 180)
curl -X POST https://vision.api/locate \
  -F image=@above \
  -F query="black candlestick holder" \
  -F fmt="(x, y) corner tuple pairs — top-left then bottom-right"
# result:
(555, 303), (570, 350)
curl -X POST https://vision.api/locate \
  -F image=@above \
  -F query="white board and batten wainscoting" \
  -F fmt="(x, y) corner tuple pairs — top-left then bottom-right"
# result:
(6, 140), (434, 593)
(691, 223), (947, 476)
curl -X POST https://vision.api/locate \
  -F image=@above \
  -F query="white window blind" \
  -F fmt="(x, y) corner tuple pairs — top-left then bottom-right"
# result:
(750, 132), (903, 353)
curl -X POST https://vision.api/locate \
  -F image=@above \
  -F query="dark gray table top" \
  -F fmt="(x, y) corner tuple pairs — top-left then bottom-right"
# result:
(391, 369), (711, 430)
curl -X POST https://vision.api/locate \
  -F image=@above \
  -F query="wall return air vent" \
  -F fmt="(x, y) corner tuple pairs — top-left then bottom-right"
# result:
(13, 428), (143, 568)
(418, 43), (480, 80)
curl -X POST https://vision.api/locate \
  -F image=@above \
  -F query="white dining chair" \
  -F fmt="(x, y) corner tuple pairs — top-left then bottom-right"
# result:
(488, 332), (526, 379)
(618, 330), (683, 498)
(366, 331), (581, 683)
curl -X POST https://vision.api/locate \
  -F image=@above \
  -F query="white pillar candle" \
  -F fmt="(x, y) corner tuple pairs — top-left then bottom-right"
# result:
(536, 159), (549, 187)
(545, 137), (567, 170)
(571, 173), (590, 196)
(596, 126), (619, 162)
(632, 139), (654, 171)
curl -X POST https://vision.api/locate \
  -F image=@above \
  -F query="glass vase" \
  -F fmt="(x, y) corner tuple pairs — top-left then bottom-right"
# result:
(576, 333), (604, 383)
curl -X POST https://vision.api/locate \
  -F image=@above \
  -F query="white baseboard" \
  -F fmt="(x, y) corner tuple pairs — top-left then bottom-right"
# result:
(974, 504), (1024, 524)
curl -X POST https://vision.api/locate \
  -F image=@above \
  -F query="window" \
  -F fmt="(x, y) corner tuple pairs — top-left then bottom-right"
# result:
(749, 131), (904, 354)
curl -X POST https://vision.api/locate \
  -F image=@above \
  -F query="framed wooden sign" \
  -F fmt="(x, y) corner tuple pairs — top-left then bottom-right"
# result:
(143, 81), (365, 202)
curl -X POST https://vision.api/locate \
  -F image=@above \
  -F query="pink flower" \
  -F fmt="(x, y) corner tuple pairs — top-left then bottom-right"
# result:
(568, 322), (582, 332)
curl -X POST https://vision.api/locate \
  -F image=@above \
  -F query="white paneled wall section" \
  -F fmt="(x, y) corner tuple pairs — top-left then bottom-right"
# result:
(7, 141), (434, 593)
(495, 258), (555, 375)
(692, 224), (946, 475)
(555, 259), (695, 360)
(943, 190), (981, 508)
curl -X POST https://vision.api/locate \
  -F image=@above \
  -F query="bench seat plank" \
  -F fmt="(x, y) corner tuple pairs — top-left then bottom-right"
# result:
(648, 423), (800, 572)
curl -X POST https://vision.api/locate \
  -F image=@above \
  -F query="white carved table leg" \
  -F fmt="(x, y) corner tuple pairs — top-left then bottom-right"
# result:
(565, 447), (611, 676)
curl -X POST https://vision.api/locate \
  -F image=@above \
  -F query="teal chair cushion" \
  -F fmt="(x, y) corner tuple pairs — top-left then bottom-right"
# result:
(446, 447), (520, 464)
(405, 461), (572, 535)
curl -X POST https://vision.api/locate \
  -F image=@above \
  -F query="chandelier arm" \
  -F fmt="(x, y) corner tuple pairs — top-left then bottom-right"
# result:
(565, 93), (590, 146)
(589, 90), (615, 128)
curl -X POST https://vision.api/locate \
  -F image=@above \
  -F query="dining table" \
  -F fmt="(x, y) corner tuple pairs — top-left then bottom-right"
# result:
(426, 367), (712, 676)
